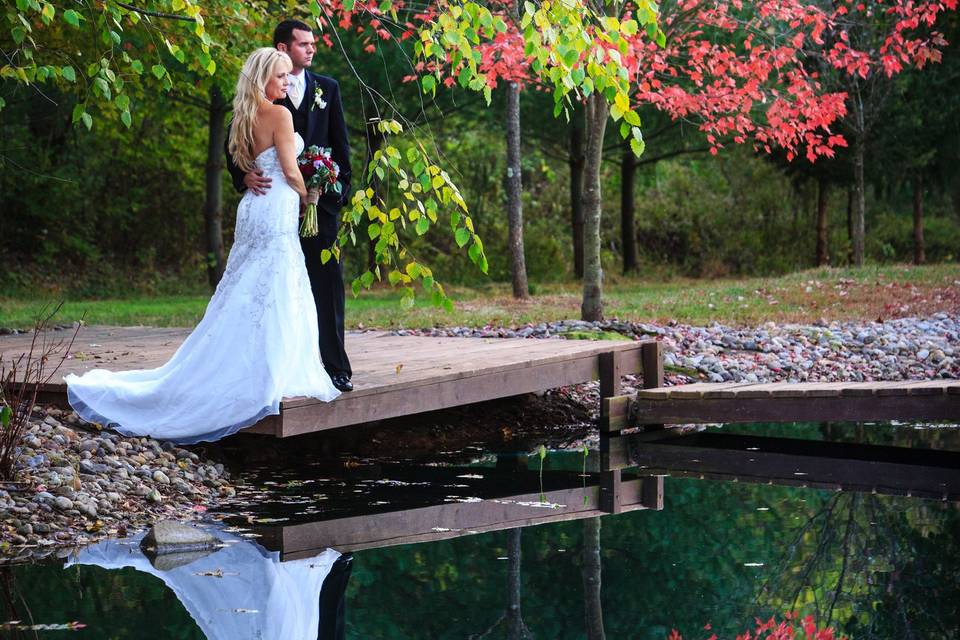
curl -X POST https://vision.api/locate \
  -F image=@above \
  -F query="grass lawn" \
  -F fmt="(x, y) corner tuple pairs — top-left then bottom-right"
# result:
(1, 264), (957, 330)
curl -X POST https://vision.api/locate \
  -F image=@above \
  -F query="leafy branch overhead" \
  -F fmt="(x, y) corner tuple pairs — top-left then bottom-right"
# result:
(334, 118), (485, 312)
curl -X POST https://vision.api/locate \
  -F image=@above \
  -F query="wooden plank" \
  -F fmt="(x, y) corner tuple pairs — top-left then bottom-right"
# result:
(768, 382), (851, 398)
(839, 381), (907, 397)
(630, 394), (959, 425)
(281, 351), (621, 437)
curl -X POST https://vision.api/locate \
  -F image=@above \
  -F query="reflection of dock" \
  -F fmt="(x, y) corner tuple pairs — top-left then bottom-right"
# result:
(0, 326), (653, 438)
(600, 431), (960, 501)
(245, 466), (662, 560)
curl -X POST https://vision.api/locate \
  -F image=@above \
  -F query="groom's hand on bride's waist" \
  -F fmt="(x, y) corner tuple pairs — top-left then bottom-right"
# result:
(244, 169), (272, 195)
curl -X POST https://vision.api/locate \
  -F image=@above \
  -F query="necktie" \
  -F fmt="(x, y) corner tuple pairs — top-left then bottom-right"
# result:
(288, 75), (303, 109)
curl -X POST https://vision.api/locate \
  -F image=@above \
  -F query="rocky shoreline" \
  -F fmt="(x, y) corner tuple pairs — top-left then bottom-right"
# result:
(2, 313), (957, 560)
(0, 407), (233, 563)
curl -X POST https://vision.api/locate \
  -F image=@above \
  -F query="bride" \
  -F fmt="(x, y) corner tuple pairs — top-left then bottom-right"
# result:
(65, 48), (340, 444)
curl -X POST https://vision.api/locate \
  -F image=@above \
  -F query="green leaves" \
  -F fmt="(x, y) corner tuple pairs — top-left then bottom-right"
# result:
(63, 9), (82, 27)
(341, 119), (486, 311)
(151, 64), (167, 80)
(61, 66), (75, 82)
(1, 405), (11, 429)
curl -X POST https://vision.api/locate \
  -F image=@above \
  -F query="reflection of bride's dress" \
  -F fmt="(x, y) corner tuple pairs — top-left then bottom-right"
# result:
(67, 530), (341, 640)
(65, 133), (339, 444)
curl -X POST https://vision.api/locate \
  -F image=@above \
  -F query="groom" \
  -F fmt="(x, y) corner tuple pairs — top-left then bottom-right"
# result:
(227, 19), (353, 392)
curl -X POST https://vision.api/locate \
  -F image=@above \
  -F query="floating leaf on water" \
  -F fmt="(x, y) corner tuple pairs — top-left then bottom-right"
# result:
(194, 569), (238, 577)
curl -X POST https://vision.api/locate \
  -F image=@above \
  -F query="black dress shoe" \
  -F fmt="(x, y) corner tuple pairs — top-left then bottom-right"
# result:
(331, 374), (353, 392)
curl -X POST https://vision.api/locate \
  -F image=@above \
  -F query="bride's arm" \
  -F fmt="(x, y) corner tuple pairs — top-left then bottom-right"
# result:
(271, 106), (307, 200)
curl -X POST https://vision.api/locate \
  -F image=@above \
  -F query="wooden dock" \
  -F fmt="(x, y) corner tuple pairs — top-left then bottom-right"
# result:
(0, 326), (656, 438)
(603, 379), (960, 430)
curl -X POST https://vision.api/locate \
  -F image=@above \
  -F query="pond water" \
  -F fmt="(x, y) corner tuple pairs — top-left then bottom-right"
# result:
(4, 422), (959, 639)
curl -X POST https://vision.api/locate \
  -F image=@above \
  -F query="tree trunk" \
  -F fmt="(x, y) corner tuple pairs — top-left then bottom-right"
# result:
(506, 528), (530, 639)
(505, 79), (529, 298)
(851, 135), (866, 266)
(913, 173), (925, 265)
(845, 187), (854, 264)
(816, 177), (829, 267)
(203, 85), (228, 288)
(581, 92), (609, 321)
(581, 517), (605, 640)
(365, 121), (386, 270)
(620, 140), (637, 274)
(570, 111), (586, 279)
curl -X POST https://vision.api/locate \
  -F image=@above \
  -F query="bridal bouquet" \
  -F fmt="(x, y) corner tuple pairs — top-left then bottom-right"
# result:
(297, 145), (342, 237)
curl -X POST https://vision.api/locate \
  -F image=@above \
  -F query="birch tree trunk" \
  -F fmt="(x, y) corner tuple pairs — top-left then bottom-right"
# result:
(505, 78), (529, 298)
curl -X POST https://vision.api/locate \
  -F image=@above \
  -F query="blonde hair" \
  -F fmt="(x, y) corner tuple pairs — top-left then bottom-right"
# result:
(228, 48), (292, 172)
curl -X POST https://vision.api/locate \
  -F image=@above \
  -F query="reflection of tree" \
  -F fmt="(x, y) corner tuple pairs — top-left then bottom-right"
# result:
(0, 566), (37, 640)
(471, 528), (532, 640)
(759, 492), (960, 639)
(581, 517), (605, 640)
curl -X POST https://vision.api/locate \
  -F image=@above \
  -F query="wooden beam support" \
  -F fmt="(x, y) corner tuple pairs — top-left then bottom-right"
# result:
(641, 341), (664, 389)
(599, 469), (622, 514)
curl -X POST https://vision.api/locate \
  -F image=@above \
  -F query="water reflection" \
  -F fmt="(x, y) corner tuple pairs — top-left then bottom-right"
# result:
(5, 421), (959, 639)
(66, 528), (350, 640)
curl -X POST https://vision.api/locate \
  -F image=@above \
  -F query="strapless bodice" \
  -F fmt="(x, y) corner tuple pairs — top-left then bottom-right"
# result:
(254, 133), (304, 177)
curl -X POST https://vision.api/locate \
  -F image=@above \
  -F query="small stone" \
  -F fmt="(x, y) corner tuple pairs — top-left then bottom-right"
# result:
(146, 489), (163, 503)
(152, 471), (171, 484)
(54, 496), (74, 511)
(79, 440), (99, 453)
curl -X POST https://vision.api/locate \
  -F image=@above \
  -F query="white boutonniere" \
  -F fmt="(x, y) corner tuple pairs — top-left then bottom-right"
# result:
(311, 87), (327, 111)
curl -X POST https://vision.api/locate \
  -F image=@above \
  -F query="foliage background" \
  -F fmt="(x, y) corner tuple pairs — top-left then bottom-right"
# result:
(1, 9), (958, 298)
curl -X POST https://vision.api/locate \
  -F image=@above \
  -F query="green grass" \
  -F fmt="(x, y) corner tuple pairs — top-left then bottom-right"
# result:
(1, 263), (956, 330)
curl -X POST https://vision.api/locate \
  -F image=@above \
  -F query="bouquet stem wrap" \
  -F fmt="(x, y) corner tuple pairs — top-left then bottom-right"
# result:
(300, 188), (321, 238)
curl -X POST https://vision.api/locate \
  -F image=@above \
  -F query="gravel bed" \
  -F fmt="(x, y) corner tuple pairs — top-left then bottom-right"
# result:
(0, 407), (232, 562)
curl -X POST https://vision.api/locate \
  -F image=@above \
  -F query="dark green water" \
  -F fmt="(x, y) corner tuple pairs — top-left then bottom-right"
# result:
(4, 423), (960, 639)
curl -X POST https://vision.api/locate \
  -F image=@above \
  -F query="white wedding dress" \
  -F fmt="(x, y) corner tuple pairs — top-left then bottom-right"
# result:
(65, 134), (340, 444)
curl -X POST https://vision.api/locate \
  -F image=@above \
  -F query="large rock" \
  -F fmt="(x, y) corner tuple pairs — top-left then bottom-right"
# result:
(140, 520), (219, 557)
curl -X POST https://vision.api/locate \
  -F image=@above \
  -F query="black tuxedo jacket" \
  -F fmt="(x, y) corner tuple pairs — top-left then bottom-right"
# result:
(227, 71), (352, 239)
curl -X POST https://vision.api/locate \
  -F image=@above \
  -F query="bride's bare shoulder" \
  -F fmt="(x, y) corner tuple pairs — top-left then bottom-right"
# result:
(256, 103), (293, 130)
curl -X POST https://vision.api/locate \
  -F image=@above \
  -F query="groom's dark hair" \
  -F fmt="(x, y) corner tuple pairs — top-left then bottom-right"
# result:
(274, 19), (312, 47)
